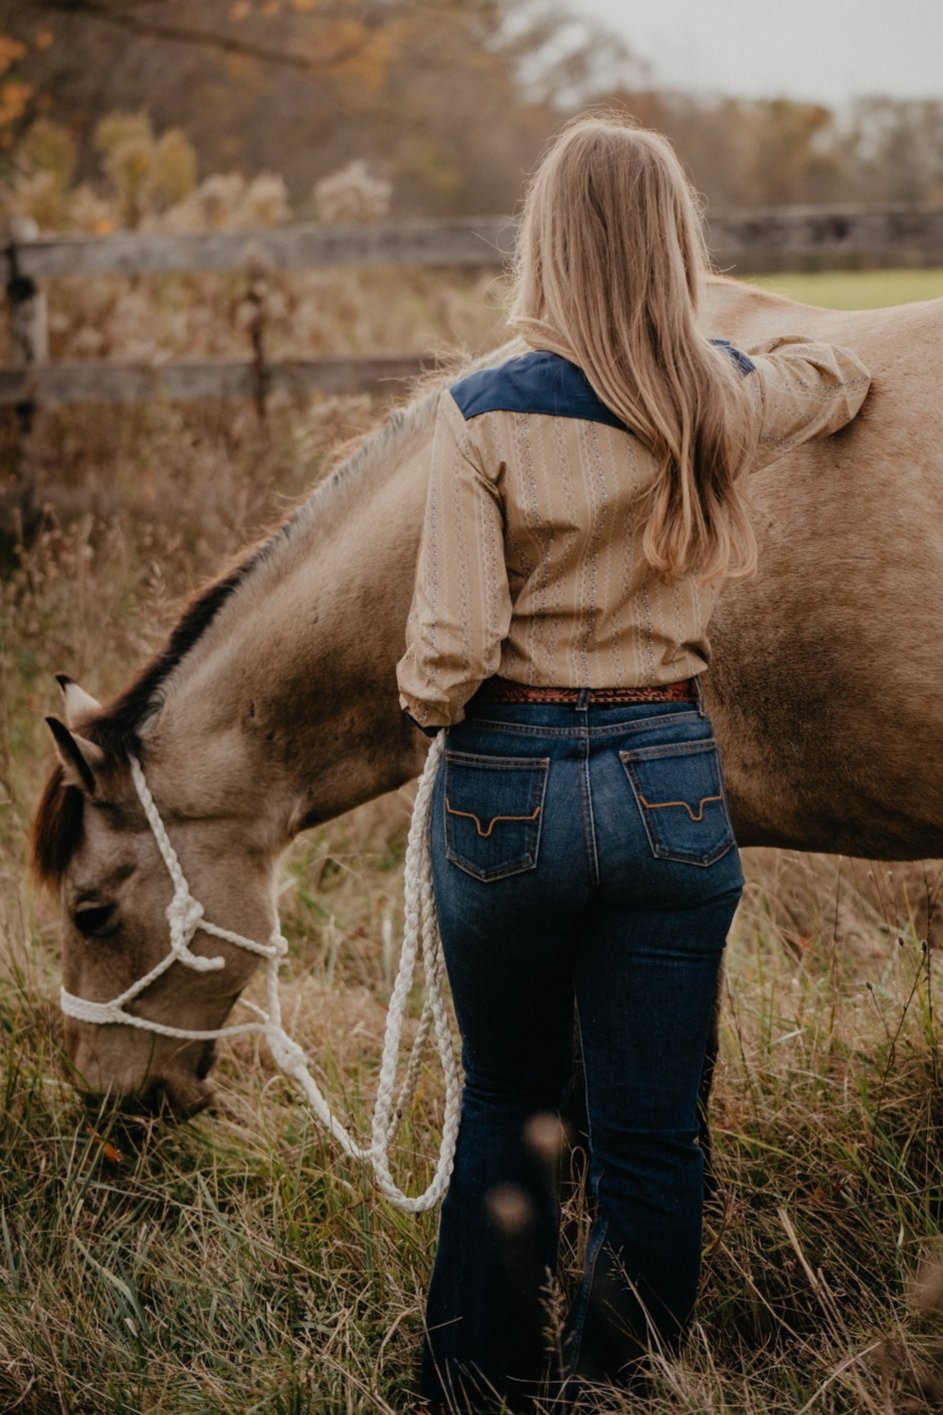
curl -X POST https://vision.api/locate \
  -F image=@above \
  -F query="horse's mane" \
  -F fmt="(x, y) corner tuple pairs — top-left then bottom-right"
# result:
(28, 360), (467, 888)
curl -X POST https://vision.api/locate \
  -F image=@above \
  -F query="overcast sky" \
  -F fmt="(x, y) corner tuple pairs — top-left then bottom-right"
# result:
(572, 0), (943, 107)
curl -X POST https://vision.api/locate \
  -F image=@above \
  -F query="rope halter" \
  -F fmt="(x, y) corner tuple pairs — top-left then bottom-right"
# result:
(60, 736), (461, 1213)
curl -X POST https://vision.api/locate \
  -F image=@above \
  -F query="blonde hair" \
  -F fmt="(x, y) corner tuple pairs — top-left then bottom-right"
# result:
(508, 114), (758, 584)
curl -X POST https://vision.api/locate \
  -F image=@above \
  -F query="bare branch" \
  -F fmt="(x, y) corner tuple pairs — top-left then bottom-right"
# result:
(32, 0), (376, 73)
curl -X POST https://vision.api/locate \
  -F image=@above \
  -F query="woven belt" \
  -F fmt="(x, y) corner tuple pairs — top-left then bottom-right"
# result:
(470, 675), (700, 705)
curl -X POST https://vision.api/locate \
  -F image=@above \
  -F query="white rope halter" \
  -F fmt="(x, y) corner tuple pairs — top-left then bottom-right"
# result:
(60, 734), (461, 1213)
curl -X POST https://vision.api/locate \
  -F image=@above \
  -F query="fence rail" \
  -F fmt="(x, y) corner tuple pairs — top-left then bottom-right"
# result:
(5, 216), (518, 282)
(0, 355), (428, 407)
(2, 204), (943, 409)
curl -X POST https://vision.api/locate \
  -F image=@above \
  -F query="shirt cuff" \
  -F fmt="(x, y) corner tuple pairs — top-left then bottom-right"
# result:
(398, 688), (466, 731)
(403, 708), (442, 738)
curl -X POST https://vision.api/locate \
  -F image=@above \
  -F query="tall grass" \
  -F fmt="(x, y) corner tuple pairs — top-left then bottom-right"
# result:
(1, 257), (942, 1411)
(3, 796), (942, 1411)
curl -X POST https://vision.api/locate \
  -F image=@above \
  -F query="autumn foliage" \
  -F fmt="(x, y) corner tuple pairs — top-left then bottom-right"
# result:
(1, 0), (942, 225)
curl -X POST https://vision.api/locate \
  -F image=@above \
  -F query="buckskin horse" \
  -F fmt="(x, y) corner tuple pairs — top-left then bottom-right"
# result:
(29, 277), (943, 1119)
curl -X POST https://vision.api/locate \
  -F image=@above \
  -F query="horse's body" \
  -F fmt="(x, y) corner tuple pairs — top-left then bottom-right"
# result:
(31, 278), (943, 1110)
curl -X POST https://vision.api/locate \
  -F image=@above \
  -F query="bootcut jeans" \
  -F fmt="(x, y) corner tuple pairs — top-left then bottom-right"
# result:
(418, 681), (745, 1411)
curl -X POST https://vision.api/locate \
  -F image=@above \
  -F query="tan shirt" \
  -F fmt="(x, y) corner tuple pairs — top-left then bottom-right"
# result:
(396, 336), (871, 728)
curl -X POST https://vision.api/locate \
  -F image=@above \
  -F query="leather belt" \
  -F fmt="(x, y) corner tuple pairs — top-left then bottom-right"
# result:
(470, 675), (699, 705)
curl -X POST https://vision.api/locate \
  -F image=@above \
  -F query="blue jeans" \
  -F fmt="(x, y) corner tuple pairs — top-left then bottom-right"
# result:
(419, 685), (745, 1411)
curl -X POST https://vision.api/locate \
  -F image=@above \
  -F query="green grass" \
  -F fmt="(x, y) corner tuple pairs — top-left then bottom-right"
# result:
(752, 267), (943, 310)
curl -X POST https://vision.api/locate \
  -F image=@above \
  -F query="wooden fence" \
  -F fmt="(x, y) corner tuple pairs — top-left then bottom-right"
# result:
(3, 203), (943, 410)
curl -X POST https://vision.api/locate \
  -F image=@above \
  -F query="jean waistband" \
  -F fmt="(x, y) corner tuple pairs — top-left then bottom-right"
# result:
(456, 697), (709, 739)
(468, 675), (699, 707)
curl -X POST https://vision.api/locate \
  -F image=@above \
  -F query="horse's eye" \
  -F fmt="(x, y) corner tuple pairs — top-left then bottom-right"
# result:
(73, 903), (116, 938)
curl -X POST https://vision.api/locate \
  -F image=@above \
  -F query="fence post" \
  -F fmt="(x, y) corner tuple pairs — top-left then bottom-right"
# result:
(241, 241), (274, 425)
(3, 216), (47, 540)
(7, 214), (48, 381)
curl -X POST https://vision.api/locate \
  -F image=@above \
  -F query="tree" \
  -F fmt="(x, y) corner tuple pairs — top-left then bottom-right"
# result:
(0, 0), (643, 215)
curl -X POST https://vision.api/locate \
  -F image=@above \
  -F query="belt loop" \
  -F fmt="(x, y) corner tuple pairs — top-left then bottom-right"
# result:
(693, 673), (707, 718)
(576, 687), (590, 713)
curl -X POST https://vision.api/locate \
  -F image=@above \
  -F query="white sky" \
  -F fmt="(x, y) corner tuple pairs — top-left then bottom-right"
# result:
(571, 0), (943, 106)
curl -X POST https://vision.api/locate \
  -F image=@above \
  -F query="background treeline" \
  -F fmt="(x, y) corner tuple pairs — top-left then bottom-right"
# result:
(1, 0), (942, 233)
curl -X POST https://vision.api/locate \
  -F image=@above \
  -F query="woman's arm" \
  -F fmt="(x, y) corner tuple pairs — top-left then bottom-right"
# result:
(743, 335), (872, 471)
(396, 391), (512, 731)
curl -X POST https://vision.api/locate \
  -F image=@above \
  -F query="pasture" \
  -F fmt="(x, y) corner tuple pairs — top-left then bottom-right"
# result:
(1, 263), (943, 1413)
(753, 267), (943, 309)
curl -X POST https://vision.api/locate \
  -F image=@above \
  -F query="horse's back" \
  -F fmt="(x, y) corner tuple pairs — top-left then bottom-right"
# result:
(702, 283), (943, 857)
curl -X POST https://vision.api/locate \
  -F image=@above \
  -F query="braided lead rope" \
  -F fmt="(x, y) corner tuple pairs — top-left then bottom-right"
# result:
(370, 734), (461, 1207)
(391, 996), (433, 1131)
(59, 734), (460, 1213)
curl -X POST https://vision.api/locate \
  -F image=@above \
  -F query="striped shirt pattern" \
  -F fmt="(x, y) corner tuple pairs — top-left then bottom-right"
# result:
(396, 336), (871, 728)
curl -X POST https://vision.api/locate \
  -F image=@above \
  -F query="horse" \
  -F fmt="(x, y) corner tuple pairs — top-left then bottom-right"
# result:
(28, 276), (943, 1117)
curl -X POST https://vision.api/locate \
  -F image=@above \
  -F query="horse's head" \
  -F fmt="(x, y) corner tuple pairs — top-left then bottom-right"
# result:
(32, 677), (285, 1118)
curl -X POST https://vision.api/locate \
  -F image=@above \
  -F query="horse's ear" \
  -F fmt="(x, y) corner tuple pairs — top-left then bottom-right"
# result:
(45, 717), (104, 794)
(55, 674), (102, 730)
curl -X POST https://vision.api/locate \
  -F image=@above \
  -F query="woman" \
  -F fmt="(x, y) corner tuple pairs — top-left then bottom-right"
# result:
(395, 115), (871, 1411)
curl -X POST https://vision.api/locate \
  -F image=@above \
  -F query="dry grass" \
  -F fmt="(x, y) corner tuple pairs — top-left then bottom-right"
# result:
(1, 259), (943, 1413)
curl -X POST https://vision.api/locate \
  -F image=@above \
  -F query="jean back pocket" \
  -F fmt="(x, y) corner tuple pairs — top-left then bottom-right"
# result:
(619, 738), (735, 867)
(443, 750), (550, 881)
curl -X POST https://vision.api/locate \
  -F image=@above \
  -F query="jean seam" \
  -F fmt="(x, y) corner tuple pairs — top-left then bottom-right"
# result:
(618, 737), (720, 762)
(444, 850), (540, 882)
(445, 750), (553, 769)
(577, 732), (600, 890)
(567, 1214), (609, 1374)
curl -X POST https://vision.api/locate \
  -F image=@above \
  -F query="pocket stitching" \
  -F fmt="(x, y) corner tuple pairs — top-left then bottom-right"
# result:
(636, 790), (724, 823)
(443, 755), (549, 881)
(619, 746), (735, 867)
(444, 798), (543, 838)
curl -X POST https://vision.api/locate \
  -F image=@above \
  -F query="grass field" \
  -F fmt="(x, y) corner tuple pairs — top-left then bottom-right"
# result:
(1, 265), (942, 1413)
(752, 267), (943, 310)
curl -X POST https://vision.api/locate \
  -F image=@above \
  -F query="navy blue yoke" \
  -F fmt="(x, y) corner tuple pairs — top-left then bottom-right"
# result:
(449, 339), (755, 430)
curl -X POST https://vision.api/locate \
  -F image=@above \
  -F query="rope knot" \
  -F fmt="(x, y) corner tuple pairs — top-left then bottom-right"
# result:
(267, 1027), (308, 1079)
(167, 893), (203, 940)
(166, 893), (224, 972)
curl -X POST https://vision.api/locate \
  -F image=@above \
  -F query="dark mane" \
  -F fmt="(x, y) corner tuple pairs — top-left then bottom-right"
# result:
(28, 550), (264, 889)
(91, 554), (266, 760)
(71, 393), (429, 763)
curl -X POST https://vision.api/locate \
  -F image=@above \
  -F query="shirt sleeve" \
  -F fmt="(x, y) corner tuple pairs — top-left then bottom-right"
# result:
(742, 335), (872, 472)
(396, 391), (513, 729)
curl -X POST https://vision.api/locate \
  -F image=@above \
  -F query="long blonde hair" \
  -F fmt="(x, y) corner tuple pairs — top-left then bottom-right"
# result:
(508, 114), (758, 585)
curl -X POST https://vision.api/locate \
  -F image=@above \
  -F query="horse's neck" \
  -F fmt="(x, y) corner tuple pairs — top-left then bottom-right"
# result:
(147, 428), (432, 840)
